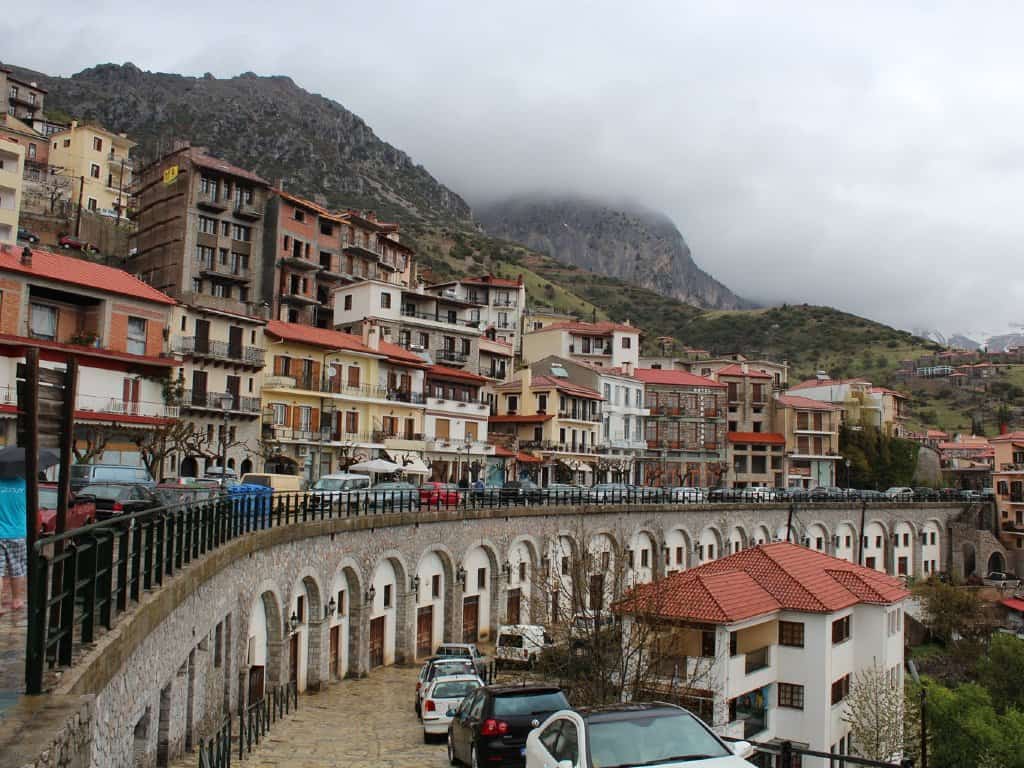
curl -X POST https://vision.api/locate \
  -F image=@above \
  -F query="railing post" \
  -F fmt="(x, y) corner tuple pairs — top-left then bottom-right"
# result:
(24, 549), (49, 694)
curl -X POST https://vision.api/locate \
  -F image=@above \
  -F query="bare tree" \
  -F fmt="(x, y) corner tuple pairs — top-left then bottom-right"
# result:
(73, 424), (116, 464)
(841, 661), (904, 762)
(133, 420), (198, 479)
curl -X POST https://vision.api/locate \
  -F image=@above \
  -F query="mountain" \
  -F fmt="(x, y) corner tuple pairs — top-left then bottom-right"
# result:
(4, 62), (470, 224)
(475, 197), (750, 310)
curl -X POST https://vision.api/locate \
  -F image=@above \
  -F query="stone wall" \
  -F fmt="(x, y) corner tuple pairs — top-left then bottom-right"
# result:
(1, 501), (970, 768)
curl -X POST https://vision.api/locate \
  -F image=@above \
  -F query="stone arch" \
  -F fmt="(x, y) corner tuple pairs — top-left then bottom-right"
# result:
(863, 520), (891, 573)
(833, 521), (858, 563)
(180, 456), (199, 478)
(727, 524), (748, 555)
(368, 550), (410, 667)
(548, 533), (581, 622)
(892, 520), (918, 577)
(328, 556), (363, 680)
(414, 544), (456, 658)
(664, 527), (692, 573)
(460, 541), (500, 643)
(697, 525), (724, 563)
(627, 528), (659, 585)
(240, 458), (253, 475)
(753, 523), (772, 546)
(507, 535), (541, 624)
(286, 568), (325, 693)
(988, 551), (1006, 574)
(804, 521), (831, 553)
(242, 582), (284, 706)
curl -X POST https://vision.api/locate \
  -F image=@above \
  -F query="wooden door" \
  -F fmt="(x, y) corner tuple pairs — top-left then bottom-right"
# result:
(369, 617), (385, 668)
(416, 606), (434, 658)
(226, 375), (240, 409)
(247, 665), (265, 704)
(506, 588), (521, 625)
(195, 319), (210, 354)
(289, 634), (299, 683)
(228, 325), (243, 359)
(462, 596), (479, 643)
(329, 625), (340, 680)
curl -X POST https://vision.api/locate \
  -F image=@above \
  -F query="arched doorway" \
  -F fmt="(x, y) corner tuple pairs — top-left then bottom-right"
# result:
(240, 458), (253, 475)
(987, 551), (1005, 575)
(461, 544), (498, 642)
(180, 456), (199, 478)
(288, 574), (323, 693)
(414, 549), (452, 659)
(266, 455), (298, 475)
(246, 590), (283, 706)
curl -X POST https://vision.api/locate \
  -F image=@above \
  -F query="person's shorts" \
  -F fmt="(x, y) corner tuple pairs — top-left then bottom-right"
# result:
(0, 538), (27, 578)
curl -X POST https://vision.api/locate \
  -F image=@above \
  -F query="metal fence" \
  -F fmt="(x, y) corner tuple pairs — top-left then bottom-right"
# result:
(723, 737), (914, 768)
(26, 488), (962, 693)
(237, 681), (298, 761)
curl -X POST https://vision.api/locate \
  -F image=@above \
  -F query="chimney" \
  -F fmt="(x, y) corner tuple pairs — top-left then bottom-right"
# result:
(741, 362), (749, 374)
(516, 274), (523, 286)
(362, 320), (380, 352)
(20, 245), (32, 267)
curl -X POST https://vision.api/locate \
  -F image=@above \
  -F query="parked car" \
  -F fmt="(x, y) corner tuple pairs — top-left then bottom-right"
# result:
(569, 611), (617, 651)
(587, 483), (631, 503)
(983, 571), (1021, 589)
(421, 674), (483, 742)
(980, 487), (996, 501)
(17, 227), (39, 244)
(525, 702), (756, 768)
(853, 489), (887, 502)
(741, 486), (780, 502)
(668, 486), (705, 503)
(885, 486), (915, 500)
(419, 481), (462, 506)
(238, 472), (304, 492)
(80, 483), (162, 520)
(416, 657), (478, 716)
(154, 481), (219, 508)
(632, 485), (666, 502)
(707, 487), (742, 502)
(366, 481), (421, 511)
(434, 642), (489, 674)
(938, 487), (961, 501)
(809, 486), (847, 501)
(70, 463), (154, 492)
(499, 479), (544, 504)
(495, 624), (553, 668)
(202, 467), (238, 487)
(37, 483), (96, 534)
(308, 472), (371, 508)
(913, 487), (940, 501)
(780, 487), (810, 501)
(544, 483), (586, 504)
(447, 684), (570, 768)
(58, 234), (95, 251)
(959, 489), (982, 501)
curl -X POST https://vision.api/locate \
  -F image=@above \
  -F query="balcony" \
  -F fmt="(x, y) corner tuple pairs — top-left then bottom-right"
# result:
(558, 409), (601, 423)
(401, 307), (480, 329)
(491, 298), (517, 307)
(172, 336), (265, 367)
(519, 440), (598, 455)
(744, 646), (770, 675)
(234, 202), (262, 221)
(425, 437), (491, 452)
(76, 393), (179, 420)
(196, 258), (251, 283)
(281, 256), (320, 271)
(181, 391), (262, 414)
(196, 194), (228, 213)
(279, 291), (319, 306)
(426, 396), (489, 415)
(436, 349), (468, 365)
(106, 152), (131, 169)
(1000, 463), (1024, 472)
(569, 344), (612, 356)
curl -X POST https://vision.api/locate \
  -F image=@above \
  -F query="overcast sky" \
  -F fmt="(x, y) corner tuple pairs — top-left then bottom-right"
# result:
(3, 2), (1020, 337)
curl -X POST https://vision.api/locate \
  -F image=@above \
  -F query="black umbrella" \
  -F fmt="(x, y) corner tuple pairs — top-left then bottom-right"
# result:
(0, 446), (60, 478)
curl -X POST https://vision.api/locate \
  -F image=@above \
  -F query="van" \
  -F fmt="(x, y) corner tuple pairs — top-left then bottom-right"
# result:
(70, 463), (154, 492)
(495, 624), (552, 667)
(238, 473), (305, 492)
(309, 473), (371, 507)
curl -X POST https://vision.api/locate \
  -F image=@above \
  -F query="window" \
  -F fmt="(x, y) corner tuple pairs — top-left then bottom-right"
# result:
(477, 567), (487, 589)
(198, 215), (217, 234)
(27, 143), (36, 160)
(622, 336), (632, 349)
(778, 683), (805, 709)
(91, 136), (103, 152)
(561, 556), (569, 576)
(675, 546), (683, 565)
(231, 224), (250, 241)
(432, 574), (441, 598)
(87, 198), (98, 211)
(344, 295), (352, 311)
(294, 208), (305, 222)
(29, 303), (57, 340)
(126, 317), (147, 355)
(831, 674), (850, 705)
(832, 615), (851, 644)
(383, 584), (392, 608)
(700, 629), (716, 658)
(887, 608), (902, 636)
(519, 562), (527, 582)
(537, 394), (548, 412)
(89, 163), (100, 179)
(381, 292), (392, 309)
(212, 283), (227, 298)
(778, 621), (805, 647)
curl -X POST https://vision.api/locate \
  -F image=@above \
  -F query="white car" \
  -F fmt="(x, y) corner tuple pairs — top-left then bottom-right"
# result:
(526, 703), (756, 768)
(495, 624), (553, 667)
(669, 486), (706, 503)
(420, 674), (483, 742)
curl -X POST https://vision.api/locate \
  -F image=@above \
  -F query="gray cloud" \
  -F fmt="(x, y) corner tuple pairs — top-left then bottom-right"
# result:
(2, 1), (1019, 336)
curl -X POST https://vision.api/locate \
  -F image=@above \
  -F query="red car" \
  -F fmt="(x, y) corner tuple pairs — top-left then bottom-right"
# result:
(418, 482), (462, 506)
(58, 235), (95, 252)
(38, 483), (97, 534)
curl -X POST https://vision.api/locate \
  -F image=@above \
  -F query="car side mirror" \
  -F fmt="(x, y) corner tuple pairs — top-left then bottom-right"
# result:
(732, 741), (754, 758)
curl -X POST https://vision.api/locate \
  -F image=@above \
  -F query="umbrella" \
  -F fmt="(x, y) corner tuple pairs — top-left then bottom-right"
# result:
(348, 458), (403, 474)
(0, 446), (60, 478)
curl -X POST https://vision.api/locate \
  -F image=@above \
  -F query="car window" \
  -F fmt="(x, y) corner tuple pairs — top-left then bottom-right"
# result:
(469, 691), (487, 719)
(585, 711), (730, 765)
(553, 720), (579, 764)
(38, 488), (60, 508)
(458, 689), (479, 716)
(492, 690), (568, 716)
(539, 721), (563, 754)
(432, 680), (480, 699)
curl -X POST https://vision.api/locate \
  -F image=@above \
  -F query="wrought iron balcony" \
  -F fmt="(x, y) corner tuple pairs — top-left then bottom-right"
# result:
(181, 390), (262, 414)
(172, 336), (265, 366)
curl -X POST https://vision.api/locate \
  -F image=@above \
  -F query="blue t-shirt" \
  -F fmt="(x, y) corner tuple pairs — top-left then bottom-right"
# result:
(0, 477), (26, 539)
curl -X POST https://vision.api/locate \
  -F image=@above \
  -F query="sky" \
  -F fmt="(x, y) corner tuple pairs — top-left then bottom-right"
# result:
(3, 1), (1022, 338)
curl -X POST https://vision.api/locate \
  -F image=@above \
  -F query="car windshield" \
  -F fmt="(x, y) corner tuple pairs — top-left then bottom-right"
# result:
(373, 483), (413, 491)
(430, 661), (474, 678)
(437, 646), (470, 657)
(81, 484), (130, 500)
(432, 680), (480, 699)
(313, 478), (362, 491)
(492, 690), (568, 716)
(498, 634), (524, 648)
(586, 711), (729, 766)
(38, 488), (60, 508)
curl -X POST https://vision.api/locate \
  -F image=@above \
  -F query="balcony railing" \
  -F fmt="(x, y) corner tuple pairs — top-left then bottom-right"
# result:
(558, 410), (602, 422)
(181, 390), (261, 414)
(196, 257), (251, 282)
(75, 393), (179, 419)
(569, 344), (612, 355)
(234, 202), (262, 220)
(744, 646), (770, 674)
(426, 396), (489, 412)
(436, 349), (468, 364)
(519, 440), (598, 454)
(172, 336), (265, 366)
(196, 194), (228, 212)
(401, 308), (480, 328)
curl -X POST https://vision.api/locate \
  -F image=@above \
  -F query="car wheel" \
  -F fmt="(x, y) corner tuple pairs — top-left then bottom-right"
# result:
(423, 730), (431, 744)
(447, 731), (459, 766)
(471, 745), (480, 768)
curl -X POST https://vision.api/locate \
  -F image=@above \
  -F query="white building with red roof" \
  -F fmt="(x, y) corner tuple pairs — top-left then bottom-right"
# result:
(619, 542), (908, 755)
(426, 275), (526, 353)
(522, 318), (641, 372)
(422, 363), (496, 483)
(0, 244), (177, 463)
(786, 374), (909, 437)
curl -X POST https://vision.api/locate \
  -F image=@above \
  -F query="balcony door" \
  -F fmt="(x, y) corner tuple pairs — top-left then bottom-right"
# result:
(228, 326), (242, 359)
(195, 319), (211, 354)
(226, 376), (240, 409)
(192, 370), (208, 407)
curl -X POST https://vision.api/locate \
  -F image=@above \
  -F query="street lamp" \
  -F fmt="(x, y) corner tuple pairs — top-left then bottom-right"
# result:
(845, 458), (852, 491)
(464, 434), (474, 484)
(456, 564), (467, 588)
(219, 393), (234, 483)
(502, 561), (512, 583)
(325, 596), (337, 617)
(364, 585), (376, 605)
(409, 574), (421, 597)
(288, 611), (300, 634)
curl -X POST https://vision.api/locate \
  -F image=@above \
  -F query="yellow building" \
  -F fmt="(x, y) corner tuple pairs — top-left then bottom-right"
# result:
(261, 320), (428, 479)
(0, 139), (24, 244)
(48, 121), (135, 218)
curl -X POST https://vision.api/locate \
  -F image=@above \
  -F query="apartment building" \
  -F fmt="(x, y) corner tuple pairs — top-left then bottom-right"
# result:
(0, 113), (47, 172)
(423, 365), (494, 482)
(1, 68), (46, 129)
(522, 306), (578, 334)
(0, 245), (176, 458)
(0, 139), (24, 244)
(260, 320), (428, 479)
(528, 355), (648, 483)
(340, 209), (415, 287)
(709, 363), (785, 488)
(168, 305), (266, 478)
(633, 368), (726, 487)
(786, 375), (909, 436)
(131, 145), (270, 318)
(48, 121), (135, 219)
(426, 275), (526, 351)
(990, 432), (1024, 573)
(775, 394), (842, 488)
(489, 367), (603, 486)
(333, 280), (483, 370)
(522, 320), (641, 372)
(621, 543), (908, 757)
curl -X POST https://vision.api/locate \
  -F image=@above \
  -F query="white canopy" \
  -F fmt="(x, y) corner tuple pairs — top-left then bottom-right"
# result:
(385, 451), (431, 475)
(349, 458), (403, 474)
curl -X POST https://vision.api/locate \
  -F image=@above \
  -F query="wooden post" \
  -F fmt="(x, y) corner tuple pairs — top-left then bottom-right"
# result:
(22, 348), (41, 694)
(55, 357), (78, 538)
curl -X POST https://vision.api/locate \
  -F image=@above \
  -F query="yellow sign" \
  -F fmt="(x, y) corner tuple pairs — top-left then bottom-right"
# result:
(163, 165), (179, 185)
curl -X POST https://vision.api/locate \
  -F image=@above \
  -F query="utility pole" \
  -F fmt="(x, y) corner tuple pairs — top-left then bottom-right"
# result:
(857, 501), (867, 565)
(115, 158), (126, 224)
(786, 503), (794, 543)
(74, 175), (84, 238)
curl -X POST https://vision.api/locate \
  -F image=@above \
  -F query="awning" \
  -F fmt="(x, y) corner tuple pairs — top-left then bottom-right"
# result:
(385, 450), (431, 475)
(558, 459), (594, 474)
(516, 451), (543, 463)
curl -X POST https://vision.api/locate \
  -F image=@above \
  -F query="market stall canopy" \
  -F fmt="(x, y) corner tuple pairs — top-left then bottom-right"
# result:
(386, 452), (430, 475)
(349, 459), (403, 474)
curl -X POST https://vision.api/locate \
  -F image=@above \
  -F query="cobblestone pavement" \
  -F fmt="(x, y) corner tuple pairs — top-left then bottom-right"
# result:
(0, 603), (26, 715)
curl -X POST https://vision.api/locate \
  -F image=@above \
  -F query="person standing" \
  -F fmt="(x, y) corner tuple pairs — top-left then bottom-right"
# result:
(0, 473), (27, 614)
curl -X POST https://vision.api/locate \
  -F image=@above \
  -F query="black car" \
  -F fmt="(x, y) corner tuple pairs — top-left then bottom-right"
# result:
(913, 487), (940, 501)
(17, 227), (39, 244)
(707, 487), (741, 502)
(448, 684), (570, 767)
(80, 483), (162, 520)
(499, 480), (544, 504)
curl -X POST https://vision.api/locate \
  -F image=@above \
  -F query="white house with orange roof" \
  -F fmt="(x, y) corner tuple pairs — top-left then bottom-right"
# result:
(426, 275), (526, 352)
(0, 244), (177, 466)
(786, 374), (909, 436)
(619, 542), (908, 758)
(522, 319), (641, 372)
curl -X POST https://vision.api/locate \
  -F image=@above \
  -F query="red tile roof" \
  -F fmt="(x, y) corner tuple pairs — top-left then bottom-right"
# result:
(517, 451), (544, 463)
(264, 320), (425, 366)
(492, 445), (516, 458)
(488, 414), (554, 424)
(990, 431), (1024, 443)
(530, 375), (603, 399)
(714, 363), (772, 379)
(776, 394), (840, 411)
(0, 246), (176, 305)
(534, 320), (639, 336)
(788, 377), (870, 391)
(727, 431), (786, 445)
(621, 542), (908, 624)
(276, 189), (346, 222)
(187, 148), (267, 185)
(633, 368), (726, 388)
(870, 386), (908, 398)
(1001, 598), (1024, 613)
(426, 364), (487, 383)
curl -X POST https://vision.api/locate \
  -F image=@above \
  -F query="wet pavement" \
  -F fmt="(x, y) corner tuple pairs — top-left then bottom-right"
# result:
(0, 600), (26, 716)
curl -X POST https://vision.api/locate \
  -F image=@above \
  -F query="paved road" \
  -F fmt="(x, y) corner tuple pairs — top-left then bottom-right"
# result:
(0, 603), (26, 715)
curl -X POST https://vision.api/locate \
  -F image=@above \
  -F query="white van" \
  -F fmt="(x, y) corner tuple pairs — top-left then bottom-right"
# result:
(238, 473), (304, 492)
(495, 624), (552, 667)
(309, 473), (372, 507)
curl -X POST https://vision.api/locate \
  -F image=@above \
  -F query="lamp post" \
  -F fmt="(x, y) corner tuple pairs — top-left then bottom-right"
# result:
(317, 401), (337, 481)
(219, 393), (233, 483)
(464, 435), (474, 484)
(845, 457), (851, 491)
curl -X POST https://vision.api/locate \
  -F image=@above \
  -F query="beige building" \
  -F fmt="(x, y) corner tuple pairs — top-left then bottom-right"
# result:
(522, 319), (641, 372)
(48, 121), (135, 219)
(0, 139), (24, 244)
(775, 394), (842, 488)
